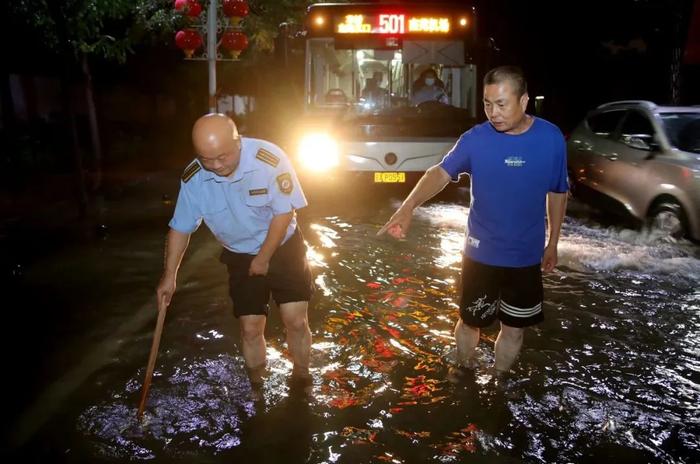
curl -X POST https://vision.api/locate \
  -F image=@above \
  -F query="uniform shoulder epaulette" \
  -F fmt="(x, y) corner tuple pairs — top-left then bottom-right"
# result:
(255, 148), (280, 168)
(181, 160), (201, 183)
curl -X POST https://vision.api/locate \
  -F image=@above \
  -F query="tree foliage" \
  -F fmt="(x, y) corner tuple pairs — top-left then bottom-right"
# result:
(11, 0), (144, 63)
(139, 0), (319, 59)
(10, 0), (331, 63)
(243, 0), (314, 53)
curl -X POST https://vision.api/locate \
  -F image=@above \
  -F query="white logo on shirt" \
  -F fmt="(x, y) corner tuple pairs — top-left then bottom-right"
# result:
(467, 236), (480, 248)
(505, 156), (526, 167)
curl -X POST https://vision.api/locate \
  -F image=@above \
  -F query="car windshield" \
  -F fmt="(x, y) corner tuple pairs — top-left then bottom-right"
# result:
(659, 112), (700, 153)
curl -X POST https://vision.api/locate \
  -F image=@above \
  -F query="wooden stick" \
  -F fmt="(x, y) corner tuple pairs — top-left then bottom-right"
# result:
(137, 296), (167, 422)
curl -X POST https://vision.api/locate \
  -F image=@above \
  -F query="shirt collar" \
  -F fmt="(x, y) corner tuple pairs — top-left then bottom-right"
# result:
(201, 137), (258, 183)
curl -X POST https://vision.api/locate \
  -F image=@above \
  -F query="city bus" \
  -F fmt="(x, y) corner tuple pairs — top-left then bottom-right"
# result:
(292, 2), (481, 187)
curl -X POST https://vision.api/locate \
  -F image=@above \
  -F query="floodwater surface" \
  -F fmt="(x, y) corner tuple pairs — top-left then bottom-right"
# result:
(4, 182), (699, 463)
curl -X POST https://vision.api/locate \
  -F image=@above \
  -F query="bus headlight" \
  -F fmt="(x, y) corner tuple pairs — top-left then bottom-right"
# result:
(297, 133), (340, 171)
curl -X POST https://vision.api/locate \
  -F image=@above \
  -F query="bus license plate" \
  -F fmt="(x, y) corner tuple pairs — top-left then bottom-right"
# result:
(374, 172), (406, 183)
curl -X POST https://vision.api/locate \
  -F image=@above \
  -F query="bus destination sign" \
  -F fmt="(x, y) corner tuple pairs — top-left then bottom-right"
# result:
(336, 14), (451, 34)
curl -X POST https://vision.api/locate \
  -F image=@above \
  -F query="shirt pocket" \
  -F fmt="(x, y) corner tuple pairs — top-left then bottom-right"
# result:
(201, 193), (228, 216)
(245, 188), (273, 220)
(201, 198), (236, 243)
(245, 190), (270, 207)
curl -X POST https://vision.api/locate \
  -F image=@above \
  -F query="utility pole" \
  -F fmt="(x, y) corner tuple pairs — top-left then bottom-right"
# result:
(207, 0), (218, 112)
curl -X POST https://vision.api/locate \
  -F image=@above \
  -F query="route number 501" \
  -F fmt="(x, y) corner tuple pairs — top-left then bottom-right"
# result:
(379, 14), (405, 34)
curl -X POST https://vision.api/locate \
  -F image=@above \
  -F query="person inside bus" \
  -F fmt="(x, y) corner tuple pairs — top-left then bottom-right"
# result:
(411, 69), (448, 106)
(411, 68), (445, 92)
(361, 71), (389, 107)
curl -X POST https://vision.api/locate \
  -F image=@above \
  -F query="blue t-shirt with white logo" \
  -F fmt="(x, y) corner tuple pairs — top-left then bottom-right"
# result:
(439, 117), (568, 267)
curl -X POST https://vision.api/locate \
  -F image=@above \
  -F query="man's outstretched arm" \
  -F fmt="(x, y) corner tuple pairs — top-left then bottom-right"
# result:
(378, 165), (451, 238)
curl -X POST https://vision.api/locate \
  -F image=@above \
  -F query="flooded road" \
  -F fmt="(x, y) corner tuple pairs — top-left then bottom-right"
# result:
(3, 178), (699, 463)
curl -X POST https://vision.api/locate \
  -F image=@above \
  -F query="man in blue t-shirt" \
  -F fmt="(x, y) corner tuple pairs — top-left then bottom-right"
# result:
(378, 66), (568, 376)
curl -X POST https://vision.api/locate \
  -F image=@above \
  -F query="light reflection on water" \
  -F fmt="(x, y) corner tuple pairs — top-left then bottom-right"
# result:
(78, 352), (305, 459)
(73, 199), (699, 462)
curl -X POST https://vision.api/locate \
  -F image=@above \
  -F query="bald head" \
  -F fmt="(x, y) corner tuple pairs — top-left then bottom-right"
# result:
(192, 113), (239, 158)
(192, 113), (241, 177)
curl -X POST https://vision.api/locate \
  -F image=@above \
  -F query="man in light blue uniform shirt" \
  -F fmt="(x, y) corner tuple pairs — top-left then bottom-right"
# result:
(380, 66), (568, 377)
(157, 113), (314, 391)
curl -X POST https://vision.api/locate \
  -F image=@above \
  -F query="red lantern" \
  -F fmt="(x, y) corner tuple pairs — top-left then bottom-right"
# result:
(175, 29), (203, 58)
(174, 0), (202, 18)
(221, 30), (249, 59)
(222, 0), (249, 26)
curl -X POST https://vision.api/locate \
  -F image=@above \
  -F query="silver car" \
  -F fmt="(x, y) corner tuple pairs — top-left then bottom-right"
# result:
(567, 100), (700, 241)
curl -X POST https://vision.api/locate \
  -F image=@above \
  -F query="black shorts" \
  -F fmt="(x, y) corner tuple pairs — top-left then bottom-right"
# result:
(220, 229), (314, 318)
(459, 256), (544, 328)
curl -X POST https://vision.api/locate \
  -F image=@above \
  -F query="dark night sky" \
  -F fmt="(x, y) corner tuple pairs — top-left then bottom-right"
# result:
(472, 0), (697, 128)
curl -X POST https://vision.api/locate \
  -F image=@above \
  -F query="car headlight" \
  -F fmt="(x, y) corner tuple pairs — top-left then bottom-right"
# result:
(297, 133), (340, 171)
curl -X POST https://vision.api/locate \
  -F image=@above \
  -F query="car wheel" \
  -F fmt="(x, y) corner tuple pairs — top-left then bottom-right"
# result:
(647, 202), (686, 239)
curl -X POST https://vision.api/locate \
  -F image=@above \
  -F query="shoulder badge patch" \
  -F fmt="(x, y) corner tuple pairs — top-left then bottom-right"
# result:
(182, 161), (201, 183)
(276, 173), (293, 195)
(255, 148), (280, 168)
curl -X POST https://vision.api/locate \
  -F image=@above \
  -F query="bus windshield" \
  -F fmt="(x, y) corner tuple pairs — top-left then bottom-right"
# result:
(307, 39), (475, 124)
(307, 38), (477, 137)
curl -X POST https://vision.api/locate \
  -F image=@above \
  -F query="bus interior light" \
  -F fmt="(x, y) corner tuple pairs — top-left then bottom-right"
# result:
(314, 15), (325, 26)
